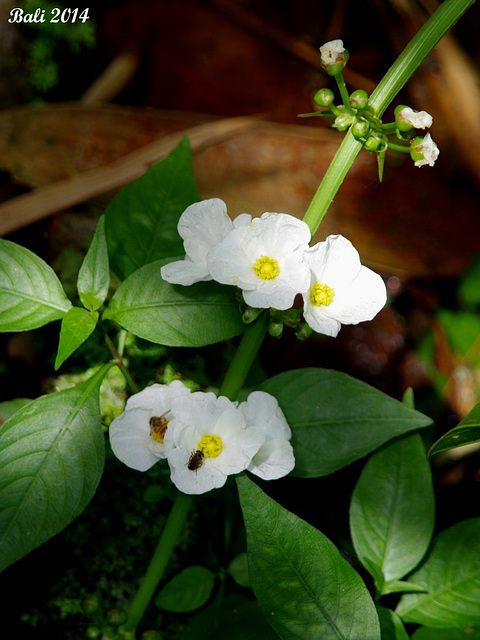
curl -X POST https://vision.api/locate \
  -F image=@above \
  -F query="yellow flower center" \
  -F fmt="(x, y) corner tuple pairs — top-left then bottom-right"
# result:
(149, 414), (169, 443)
(197, 434), (223, 458)
(253, 255), (280, 280)
(309, 283), (335, 307)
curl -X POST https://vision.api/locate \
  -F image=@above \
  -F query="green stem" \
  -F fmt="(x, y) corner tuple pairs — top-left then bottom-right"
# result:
(381, 122), (397, 133)
(387, 141), (411, 153)
(124, 491), (193, 633)
(334, 72), (355, 115)
(302, 0), (474, 235)
(218, 311), (269, 401)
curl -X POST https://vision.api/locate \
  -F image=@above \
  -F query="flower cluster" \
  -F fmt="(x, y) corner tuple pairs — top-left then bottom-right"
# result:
(161, 199), (387, 337)
(109, 382), (295, 495)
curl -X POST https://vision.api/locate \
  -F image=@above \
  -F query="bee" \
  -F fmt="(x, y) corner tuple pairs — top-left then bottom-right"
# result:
(187, 450), (205, 471)
(149, 412), (170, 442)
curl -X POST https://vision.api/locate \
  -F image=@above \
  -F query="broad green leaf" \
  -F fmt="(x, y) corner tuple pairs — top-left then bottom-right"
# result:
(437, 309), (480, 358)
(227, 552), (251, 588)
(412, 627), (480, 639)
(105, 137), (200, 280)
(349, 434), (434, 585)
(429, 401), (480, 458)
(77, 215), (110, 311)
(0, 365), (111, 573)
(103, 260), (244, 347)
(376, 607), (410, 640)
(396, 519), (480, 628)
(55, 307), (99, 369)
(260, 369), (432, 477)
(0, 239), (72, 331)
(237, 475), (380, 640)
(382, 580), (427, 596)
(180, 592), (279, 640)
(0, 399), (32, 423)
(155, 566), (215, 612)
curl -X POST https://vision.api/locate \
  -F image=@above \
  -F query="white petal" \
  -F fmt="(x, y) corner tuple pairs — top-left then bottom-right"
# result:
(240, 391), (291, 440)
(327, 266), (387, 324)
(109, 407), (163, 471)
(212, 426), (265, 474)
(233, 213), (252, 227)
(179, 198), (233, 264)
(248, 439), (295, 480)
(398, 107), (433, 129)
(161, 258), (211, 285)
(305, 235), (361, 289)
(168, 448), (227, 494)
(319, 39), (345, 66)
(302, 300), (342, 337)
(125, 381), (191, 413)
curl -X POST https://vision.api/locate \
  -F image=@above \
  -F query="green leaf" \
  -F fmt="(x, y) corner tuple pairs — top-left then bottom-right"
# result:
(437, 309), (480, 358)
(349, 434), (434, 585)
(412, 627), (480, 640)
(237, 475), (380, 640)
(105, 137), (200, 280)
(429, 401), (480, 458)
(376, 606), (410, 640)
(0, 399), (33, 423)
(0, 364), (111, 573)
(55, 307), (99, 369)
(259, 369), (432, 477)
(396, 519), (480, 628)
(180, 592), (279, 640)
(458, 258), (480, 307)
(155, 565), (215, 613)
(227, 552), (251, 588)
(382, 580), (428, 596)
(77, 215), (110, 311)
(103, 260), (244, 347)
(0, 239), (72, 331)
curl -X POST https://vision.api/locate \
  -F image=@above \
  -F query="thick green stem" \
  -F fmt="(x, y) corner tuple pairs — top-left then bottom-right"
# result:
(124, 491), (193, 632)
(303, 0), (474, 235)
(218, 311), (269, 401)
(387, 141), (411, 153)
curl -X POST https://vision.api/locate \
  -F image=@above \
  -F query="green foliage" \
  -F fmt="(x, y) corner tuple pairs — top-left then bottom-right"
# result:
(155, 566), (216, 612)
(260, 368), (432, 477)
(0, 365), (111, 572)
(376, 607), (410, 640)
(104, 137), (201, 281)
(396, 519), (480, 628)
(78, 215), (110, 312)
(0, 238), (72, 331)
(349, 434), (435, 590)
(227, 552), (251, 588)
(429, 401), (480, 457)
(103, 261), (244, 347)
(0, 399), (33, 422)
(412, 627), (480, 639)
(55, 307), (99, 369)
(458, 257), (480, 307)
(237, 475), (380, 640)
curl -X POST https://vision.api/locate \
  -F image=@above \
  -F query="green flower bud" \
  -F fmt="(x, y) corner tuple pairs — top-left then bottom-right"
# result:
(295, 323), (313, 341)
(349, 89), (369, 110)
(268, 321), (283, 338)
(82, 596), (100, 615)
(106, 609), (127, 626)
(364, 134), (382, 152)
(351, 119), (370, 140)
(242, 305), (263, 324)
(85, 626), (102, 640)
(333, 112), (355, 131)
(319, 39), (349, 76)
(410, 133), (440, 167)
(313, 88), (335, 108)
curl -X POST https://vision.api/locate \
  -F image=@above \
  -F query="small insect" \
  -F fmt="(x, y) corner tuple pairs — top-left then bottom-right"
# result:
(187, 450), (205, 471)
(149, 412), (170, 442)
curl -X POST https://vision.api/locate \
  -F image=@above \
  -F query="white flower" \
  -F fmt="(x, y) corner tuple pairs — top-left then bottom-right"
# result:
(319, 39), (345, 68)
(109, 381), (191, 471)
(302, 235), (387, 337)
(411, 133), (440, 167)
(165, 392), (264, 495)
(207, 212), (311, 310)
(396, 106), (433, 130)
(160, 198), (250, 285)
(240, 391), (295, 480)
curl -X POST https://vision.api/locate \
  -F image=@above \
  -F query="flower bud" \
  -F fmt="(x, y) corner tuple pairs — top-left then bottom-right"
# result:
(268, 321), (284, 338)
(349, 89), (369, 110)
(82, 596), (100, 615)
(333, 111), (355, 131)
(85, 626), (102, 639)
(395, 105), (433, 132)
(410, 134), (439, 167)
(106, 609), (127, 626)
(313, 88), (335, 108)
(242, 305), (263, 324)
(351, 119), (370, 140)
(295, 323), (313, 341)
(142, 631), (163, 640)
(364, 134), (382, 152)
(319, 39), (349, 76)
